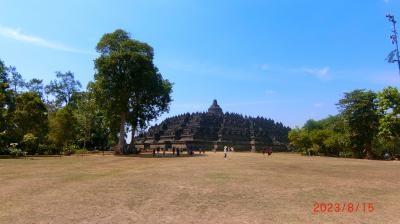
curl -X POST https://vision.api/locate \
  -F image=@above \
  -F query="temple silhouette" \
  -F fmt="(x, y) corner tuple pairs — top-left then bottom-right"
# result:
(135, 100), (290, 151)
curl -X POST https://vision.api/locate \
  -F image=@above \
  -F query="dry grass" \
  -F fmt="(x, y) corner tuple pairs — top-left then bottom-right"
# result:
(0, 152), (399, 224)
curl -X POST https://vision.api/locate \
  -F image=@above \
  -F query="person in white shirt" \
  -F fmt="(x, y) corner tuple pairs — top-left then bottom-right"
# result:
(224, 146), (228, 160)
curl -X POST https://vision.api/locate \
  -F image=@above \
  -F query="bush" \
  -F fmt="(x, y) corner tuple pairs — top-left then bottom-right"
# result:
(63, 144), (80, 155)
(0, 147), (10, 155)
(9, 148), (25, 157)
(339, 150), (354, 158)
(38, 144), (61, 155)
(309, 144), (320, 156)
(8, 143), (25, 157)
(21, 133), (38, 155)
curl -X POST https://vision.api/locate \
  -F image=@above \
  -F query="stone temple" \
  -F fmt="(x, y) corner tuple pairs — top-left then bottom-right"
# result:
(135, 100), (290, 151)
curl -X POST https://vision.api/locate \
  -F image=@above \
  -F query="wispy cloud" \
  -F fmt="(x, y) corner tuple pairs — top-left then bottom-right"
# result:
(0, 25), (92, 54)
(291, 66), (331, 80)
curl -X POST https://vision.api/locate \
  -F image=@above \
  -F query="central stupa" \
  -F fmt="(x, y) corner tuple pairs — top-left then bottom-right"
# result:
(208, 99), (223, 115)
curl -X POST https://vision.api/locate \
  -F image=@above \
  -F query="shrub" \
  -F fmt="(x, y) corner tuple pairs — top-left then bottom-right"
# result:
(63, 144), (80, 155)
(339, 150), (354, 158)
(21, 133), (38, 155)
(9, 148), (25, 157)
(0, 147), (10, 155)
(38, 144), (60, 155)
(8, 143), (25, 157)
(309, 144), (320, 156)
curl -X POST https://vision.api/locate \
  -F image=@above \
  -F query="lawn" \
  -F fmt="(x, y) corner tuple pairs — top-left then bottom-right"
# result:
(0, 152), (399, 224)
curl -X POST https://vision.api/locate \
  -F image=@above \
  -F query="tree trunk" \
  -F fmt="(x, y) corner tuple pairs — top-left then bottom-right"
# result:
(129, 124), (137, 149)
(116, 112), (126, 154)
(366, 143), (373, 160)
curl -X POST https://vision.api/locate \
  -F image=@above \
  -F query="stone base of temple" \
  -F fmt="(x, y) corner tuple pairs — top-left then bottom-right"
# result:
(135, 139), (288, 152)
(134, 100), (290, 153)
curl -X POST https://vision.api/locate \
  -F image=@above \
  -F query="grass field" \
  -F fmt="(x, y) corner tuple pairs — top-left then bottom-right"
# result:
(1, 152), (399, 224)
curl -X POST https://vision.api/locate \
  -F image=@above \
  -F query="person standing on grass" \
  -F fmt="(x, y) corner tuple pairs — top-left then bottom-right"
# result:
(224, 145), (228, 160)
(152, 148), (156, 157)
(156, 147), (160, 157)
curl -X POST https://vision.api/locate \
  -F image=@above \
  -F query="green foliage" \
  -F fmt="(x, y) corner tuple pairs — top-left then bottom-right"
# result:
(94, 29), (172, 154)
(48, 107), (77, 148)
(69, 88), (115, 149)
(377, 87), (400, 156)
(12, 92), (48, 143)
(309, 144), (320, 155)
(290, 88), (400, 160)
(7, 66), (25, 93)
(74, 148), (89, 154)
(0, 59), (15, 148)
(372, 135), (400, 159)
(288, 128), (312, 152)
(337, 89), (380, 159)
(322, 130), (350, 156)
(63, 143), (80, 155)
(127, 72), (173, 150)
(289, 115), (352, 157)
(303, 119), (323, 131)
(26, 78), (44, 98)
(38, 144), (60, 155)
(45, 71), (81, 108)
(8, 143), (25, 157)
(21, 133), (38, 155)
(339, 150), (354, 158)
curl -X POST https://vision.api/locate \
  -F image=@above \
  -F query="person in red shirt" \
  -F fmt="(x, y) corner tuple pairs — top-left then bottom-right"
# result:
(267, 147), (272, 156)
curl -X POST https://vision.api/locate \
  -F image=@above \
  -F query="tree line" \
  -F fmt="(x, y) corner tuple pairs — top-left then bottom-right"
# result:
(289, 87), (400, 160)
(0, 29), (172, 156)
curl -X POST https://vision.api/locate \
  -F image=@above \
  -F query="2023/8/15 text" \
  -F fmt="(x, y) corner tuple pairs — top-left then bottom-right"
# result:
(313, 202), (374, 213)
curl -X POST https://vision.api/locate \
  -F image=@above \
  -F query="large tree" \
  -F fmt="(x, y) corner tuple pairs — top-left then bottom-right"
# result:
(288, 128), (312, 153)
(0, 60), (16, 147)
(26, 78), (45, 98)
(377, 86), (400, 156)
(12, 92), (48, 143)
(94, 29), (172, 154)
(7, 66), (25, 93)
(71, 86), (115, 150)
(45, 71), (82, 107)
(0, 60), (8, 130)
(127, 71), (172, 150)
(337, 89), (380, 159)
(48, 107), (77, 148)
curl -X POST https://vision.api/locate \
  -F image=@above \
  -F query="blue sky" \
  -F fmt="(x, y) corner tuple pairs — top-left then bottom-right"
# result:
(1, 0), (400, 128)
